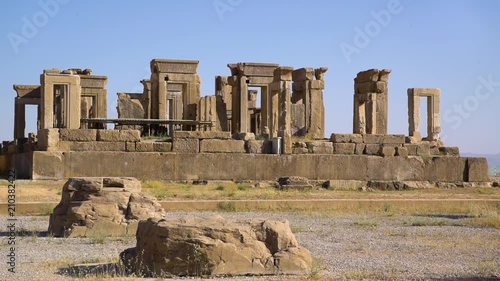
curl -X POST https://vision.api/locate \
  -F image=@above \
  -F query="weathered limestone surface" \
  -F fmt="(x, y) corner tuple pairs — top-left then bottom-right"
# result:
(439, 146), (460, 156)
(200, 140), (245, 153)
(59, 129), (97, 142)
(379, 146), (396, 157)
(396, 147), (409, 157)
(60, 141), (127, 152)
(29, 151), (490, 182)
(117, 93), (146, 119)
(173, 131), (231, 139)
(330, 133), (363, 144)
(245, 140), (272, 154)
(37, 128), (60, 150)
(120, 216), (312, 277)
(353, 69), (391, 134)
(333, 143), (355, 155)
(97, 130), (141, 142)
(48, 177), (164, 237)
(172, 138), (199, 153)
(306, 141), (333, 154)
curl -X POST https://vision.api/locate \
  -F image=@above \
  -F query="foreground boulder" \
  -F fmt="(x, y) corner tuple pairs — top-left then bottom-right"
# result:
(48, 177), (164, 237)
(120, 216), (312, 277)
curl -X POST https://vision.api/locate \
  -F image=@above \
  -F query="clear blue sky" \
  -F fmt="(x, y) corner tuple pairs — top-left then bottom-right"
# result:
(0, 0), (498, 154)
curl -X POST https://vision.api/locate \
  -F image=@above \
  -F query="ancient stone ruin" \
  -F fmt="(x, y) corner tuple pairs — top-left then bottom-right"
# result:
(48, 177), (164, 237)
(120, 216), (312, 277)
(0, 59), (491, 186)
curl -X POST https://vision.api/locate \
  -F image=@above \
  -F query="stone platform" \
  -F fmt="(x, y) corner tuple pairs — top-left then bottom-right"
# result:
(13, 151), (489, 182)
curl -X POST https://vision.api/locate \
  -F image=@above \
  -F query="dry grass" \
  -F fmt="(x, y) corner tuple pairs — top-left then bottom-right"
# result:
(1, 180), (499, 203)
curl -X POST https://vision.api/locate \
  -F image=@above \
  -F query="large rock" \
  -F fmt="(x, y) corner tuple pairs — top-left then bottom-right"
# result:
(120, 216), (312, 277)
(48, 177), (164, 237)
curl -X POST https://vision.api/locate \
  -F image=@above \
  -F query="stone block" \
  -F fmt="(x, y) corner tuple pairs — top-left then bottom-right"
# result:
(378, 146), (395, 157)
(135, 142), (154, 152)
(172, 138), (199, 153)
(292, 68), (314, 81)
(117, 93), (146, 119)
(333, 143), (355, 155)
(430, 146), (440, 155)
(439, 146), (460, 156)
(200, 139), (245, 153)
(404, 144), (418, 156)
(310, 80), (325, 89)
(37, 129), (59, 149)
(467, 158), (489, 182)
(355, 81), (386, 94)
(306, 142), (333, 154)
(382, 135), (405, 144)
(330, 133), (362, 143)
(416, 143), (431, 156)
(354, 143), (366, 155)
(292, 147), (308, 154)
(396, 147), (408, 157)
(59, 129), (97, 142)
(97, 130), (141, 142)
(153, 142), (172, 152)
(173, 131), (231, 139)
(364, 144), (381, 155)
(245, 140), (272, 154)
(126, 142), (136, 152)
(405, 136), (421, 144)
(355, 69), (379, 83)
(362, 134), (384, 144)
(70, 142), (126, 151)
(234, 132), (255, 141)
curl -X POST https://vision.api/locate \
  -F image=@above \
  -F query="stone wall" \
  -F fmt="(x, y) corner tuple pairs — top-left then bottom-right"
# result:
(34, 129), (171, 153)
(27, 151), (489, 182)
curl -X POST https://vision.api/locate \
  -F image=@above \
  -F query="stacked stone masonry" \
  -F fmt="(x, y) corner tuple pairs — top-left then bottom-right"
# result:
(3, 60), (490, 185)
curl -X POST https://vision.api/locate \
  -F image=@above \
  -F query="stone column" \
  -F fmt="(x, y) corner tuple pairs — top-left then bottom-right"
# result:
(14, 100), (25, 140)
(407, 89), (421, 139)
(276, 67), (293, 154)
(260, 85), (269, 135)
(308, 67), (327, 139)
(158, 75), (168, 120)
(238, 75), (249, 133)
(428, 93), (441, 141)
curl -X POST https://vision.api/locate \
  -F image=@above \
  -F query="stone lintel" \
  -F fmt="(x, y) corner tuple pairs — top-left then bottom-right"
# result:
(13, 85), (41, 98)
(408, 88), (440, 97)
(228, 62), (279, 77)
(273, 66), (294, 81)
(150, 59), (199, 74)
(80, 76), (108, 88)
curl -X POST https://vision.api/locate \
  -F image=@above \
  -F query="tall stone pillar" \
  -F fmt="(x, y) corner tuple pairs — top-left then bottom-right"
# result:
(353, 69), (390, 134)
(238, 75), (249, 133)
(14, 100), (25, 140)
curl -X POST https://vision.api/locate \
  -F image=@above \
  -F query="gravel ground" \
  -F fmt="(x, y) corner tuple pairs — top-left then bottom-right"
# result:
(0, 212), (499, 280)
